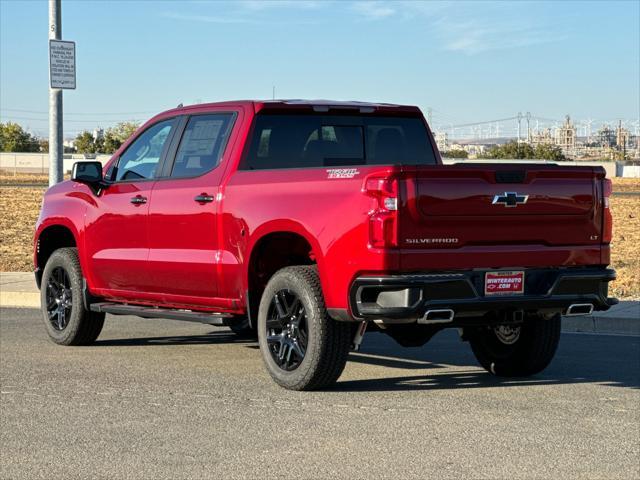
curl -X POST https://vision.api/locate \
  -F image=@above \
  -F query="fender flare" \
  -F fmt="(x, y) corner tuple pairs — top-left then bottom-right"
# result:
(245, 219), (328, 295)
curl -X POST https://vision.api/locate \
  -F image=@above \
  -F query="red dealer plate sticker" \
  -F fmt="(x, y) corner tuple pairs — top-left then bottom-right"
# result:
(484, 271), (525, 296)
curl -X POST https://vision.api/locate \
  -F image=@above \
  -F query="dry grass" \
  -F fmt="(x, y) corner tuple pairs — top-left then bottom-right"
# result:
(612, 177), (640, 192)
(0, 187), (43, 271)
(609, 196), (640, 299)
(1, 186), (638, 298)
(0, 173), (67, 185)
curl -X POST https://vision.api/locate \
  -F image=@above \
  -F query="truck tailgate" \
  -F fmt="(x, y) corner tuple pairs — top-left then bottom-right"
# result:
(398, 163), (604, 257)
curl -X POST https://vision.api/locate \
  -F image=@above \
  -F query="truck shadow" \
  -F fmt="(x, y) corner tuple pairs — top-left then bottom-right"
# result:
(94, 327), (639, 392)
(95, 330), (257, 346)
(337, 330), (640, 391)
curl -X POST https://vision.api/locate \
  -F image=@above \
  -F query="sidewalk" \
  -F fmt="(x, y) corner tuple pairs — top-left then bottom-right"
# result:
(562, 301), (639, 335)
(1, 272), (638, 335)
(1, 272), (40, 309)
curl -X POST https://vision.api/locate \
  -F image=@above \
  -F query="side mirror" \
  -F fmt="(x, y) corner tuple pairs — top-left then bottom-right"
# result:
(71, 161), (103, 185)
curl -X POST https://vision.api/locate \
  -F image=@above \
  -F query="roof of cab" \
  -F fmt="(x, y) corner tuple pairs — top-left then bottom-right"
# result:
(160, 99), (422, 117)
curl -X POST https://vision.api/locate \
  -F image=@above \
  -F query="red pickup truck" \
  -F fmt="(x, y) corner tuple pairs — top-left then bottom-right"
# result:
(35, 100), (616, 390)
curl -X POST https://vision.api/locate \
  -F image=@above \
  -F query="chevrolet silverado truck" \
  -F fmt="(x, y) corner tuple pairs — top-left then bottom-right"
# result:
(35, 100), (616, 390)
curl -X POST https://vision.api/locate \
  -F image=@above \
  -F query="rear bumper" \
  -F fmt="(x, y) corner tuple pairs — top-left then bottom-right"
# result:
(349, 267), (617, 322)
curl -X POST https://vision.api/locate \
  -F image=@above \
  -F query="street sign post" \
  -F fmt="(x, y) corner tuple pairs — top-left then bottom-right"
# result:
(49, 39), (76, 90)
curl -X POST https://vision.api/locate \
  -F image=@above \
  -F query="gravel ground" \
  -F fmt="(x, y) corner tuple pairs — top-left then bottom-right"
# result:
(1, 307), (639, 479)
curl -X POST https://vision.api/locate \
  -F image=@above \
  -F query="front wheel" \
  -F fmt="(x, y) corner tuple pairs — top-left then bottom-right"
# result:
(257, 266), (351, 391)
(40, 248), (105, 346)
(468, 313), (561, 377)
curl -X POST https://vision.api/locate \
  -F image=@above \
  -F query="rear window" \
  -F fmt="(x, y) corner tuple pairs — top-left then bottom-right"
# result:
(241, 114), (436, 170)
(170, 113), (234, 178)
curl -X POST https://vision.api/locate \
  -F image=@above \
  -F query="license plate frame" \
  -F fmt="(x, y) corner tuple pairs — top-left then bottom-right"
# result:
(484, 271), (525, 296)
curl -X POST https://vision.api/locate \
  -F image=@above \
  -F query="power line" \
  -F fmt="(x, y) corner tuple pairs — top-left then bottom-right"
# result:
(445, 116), (519, 129)
(1, 107), (156, 116)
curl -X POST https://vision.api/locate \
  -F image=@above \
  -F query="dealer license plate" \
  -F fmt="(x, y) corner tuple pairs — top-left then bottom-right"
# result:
(484, 271), (525, 296)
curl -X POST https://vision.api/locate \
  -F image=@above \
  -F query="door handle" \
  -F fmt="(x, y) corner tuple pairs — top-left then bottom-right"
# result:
(194, 193), (215, 203)
(130, 195), (147, 205)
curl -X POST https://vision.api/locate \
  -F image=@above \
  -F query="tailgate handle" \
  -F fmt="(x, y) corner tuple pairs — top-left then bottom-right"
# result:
(496, 170), (526, 183)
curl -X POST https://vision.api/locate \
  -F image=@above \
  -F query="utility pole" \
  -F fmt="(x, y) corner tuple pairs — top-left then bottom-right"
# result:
(526, 112), (531, 142)
(517, 112), (523, 143)
(48, 0), (63, 186)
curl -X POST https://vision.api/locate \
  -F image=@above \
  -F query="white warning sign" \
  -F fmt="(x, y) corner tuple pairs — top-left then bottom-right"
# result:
(49, 40), (76, 89)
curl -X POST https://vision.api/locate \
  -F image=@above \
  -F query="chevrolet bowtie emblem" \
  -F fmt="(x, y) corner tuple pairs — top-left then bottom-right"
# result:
(492, 192), (529, 207)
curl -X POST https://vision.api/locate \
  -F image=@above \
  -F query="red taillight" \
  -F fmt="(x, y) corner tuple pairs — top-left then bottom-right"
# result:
(364, 175), (398, 248)
(602, 178), (613, 243)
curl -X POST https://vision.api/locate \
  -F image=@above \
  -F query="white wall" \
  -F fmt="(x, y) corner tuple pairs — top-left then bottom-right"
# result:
(441, 158), (623, 178)
(1, 153), (636, 178)
(0, 153), (111, 175)
(615, 163), (640, 178)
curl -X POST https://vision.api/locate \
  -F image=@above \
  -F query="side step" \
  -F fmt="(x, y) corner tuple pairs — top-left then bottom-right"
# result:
(90, 303), (233, 326)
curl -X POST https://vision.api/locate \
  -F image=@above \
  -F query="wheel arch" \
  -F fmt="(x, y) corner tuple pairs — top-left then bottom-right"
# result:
(245, 222), (327, 328)
(34, 221), (80, 288)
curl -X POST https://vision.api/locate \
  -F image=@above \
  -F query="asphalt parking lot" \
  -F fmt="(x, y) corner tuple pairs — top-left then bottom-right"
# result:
(1, 307), (638, 479)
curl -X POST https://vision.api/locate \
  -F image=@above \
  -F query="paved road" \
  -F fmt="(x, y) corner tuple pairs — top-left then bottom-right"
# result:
(1, 308), (638, 479)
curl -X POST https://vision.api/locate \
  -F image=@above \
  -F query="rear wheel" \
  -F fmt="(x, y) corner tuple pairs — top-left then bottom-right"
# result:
(40, 248), (105, 346)
(469, 313), (561, 376)
(257, 266), (351, 391)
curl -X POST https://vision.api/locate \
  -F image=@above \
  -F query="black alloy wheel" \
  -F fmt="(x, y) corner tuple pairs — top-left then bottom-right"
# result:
(45, 266), (73, 331)
(257, 266), (351, 391)
(265, 289), (309, 371)
(40, 247), (105, 346)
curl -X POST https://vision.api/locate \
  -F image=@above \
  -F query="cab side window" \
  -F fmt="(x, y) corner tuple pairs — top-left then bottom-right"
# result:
(114, 119), (175, 182)
(170, 114), (234, 178)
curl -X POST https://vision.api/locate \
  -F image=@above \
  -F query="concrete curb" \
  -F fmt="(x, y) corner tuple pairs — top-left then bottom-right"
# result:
(1, 292), (40, 309)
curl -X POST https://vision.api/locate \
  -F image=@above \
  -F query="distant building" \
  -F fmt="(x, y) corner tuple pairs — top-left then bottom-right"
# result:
(616, 121), (630, 149)
(556, 115), (576, 151)
(92, 128), (104, 140)
(597, 125), (616, 148)
(531, 128), (554, 146)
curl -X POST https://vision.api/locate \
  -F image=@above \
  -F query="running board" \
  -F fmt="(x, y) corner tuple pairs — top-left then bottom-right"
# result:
(90, 303), (233, 326)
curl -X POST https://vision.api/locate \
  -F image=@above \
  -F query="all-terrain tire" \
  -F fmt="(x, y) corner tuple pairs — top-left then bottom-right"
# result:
(469, 313), (561, 377)
(40, 247), (105, 345)
(257, 266), (352, 391)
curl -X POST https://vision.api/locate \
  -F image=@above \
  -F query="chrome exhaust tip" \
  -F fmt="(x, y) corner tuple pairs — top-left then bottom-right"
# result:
(418, 309), (455, 324)
(565, 303), (594, 316)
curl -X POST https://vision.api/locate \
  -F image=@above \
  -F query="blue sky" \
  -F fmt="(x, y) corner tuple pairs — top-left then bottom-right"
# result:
(1, 0), (638, 137)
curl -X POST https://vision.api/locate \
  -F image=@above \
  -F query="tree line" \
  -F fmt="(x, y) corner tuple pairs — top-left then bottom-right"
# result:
(72, 122), (139, 154)
(441, 142), (567, 161)
(478, 141), (567, 161)
(0, 121), (139, 154)
(0, 122), (46, 152)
